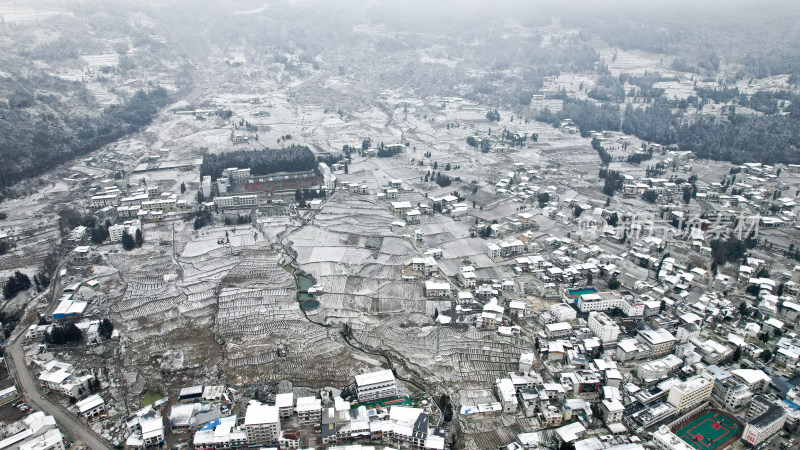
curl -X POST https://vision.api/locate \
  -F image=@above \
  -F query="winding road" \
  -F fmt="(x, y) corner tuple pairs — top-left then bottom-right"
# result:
(4, 269), (114, 449)
(6, 337), (112, 449)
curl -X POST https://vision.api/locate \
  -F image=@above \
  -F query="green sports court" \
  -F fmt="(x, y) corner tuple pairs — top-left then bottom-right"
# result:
(352, 395), (411, 410)
(674, 410), (741, 450)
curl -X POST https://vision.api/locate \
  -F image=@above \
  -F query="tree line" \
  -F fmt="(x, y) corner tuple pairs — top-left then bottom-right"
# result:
(542, 96), (800, 165)
(201, 145), (317, 181)
(0, 86), (170, 191)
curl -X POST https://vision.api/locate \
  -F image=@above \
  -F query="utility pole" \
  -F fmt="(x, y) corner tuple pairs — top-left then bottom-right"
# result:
(435, 321), (440, 359)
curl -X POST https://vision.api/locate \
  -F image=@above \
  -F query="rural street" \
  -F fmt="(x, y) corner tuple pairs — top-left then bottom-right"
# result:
(6, 338), (112, 449)
(3, 269), (113, 449)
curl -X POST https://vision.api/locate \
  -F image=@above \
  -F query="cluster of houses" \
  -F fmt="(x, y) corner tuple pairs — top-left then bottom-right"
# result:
(440, 169), (800, 449)
(0, 412), (67, 450)
(165, 370), (445, 449)
(92, 183), (186, 222)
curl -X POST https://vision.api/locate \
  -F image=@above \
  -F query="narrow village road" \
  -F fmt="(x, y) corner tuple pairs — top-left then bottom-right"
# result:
(3, 265), (114, 450)
(6, 337), (112, 449)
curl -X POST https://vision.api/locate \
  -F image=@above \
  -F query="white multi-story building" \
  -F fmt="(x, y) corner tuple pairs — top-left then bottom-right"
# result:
(551, 304), (577, 322)
(637, 354), (683, 382)
(653, 425), (695, 450)
(108, 220), (142, 242)
(637, 328), (676, 357)
(588, 312), (620, 343)
(545, 322), (573, 339)
(576, 293), (618, 312)
(666, 374), (714, 413)
(600, 398), (624, 424)
(713, 378), (753, 412)
(201, 176), (212, 198)
(126, 409), (165, 448)
(495, 378), (517, 413)
(91, 193), (119, 208)
(222, 167), (251, 183)
(424, 280), (451, 298)
(192, 415), (247, 449)
(295, 396), (322, 424)
(459, 267), (477, 288)
(0, 412), (64, 450)
(37, 360), (94, 399)
(275, 393), (294, 419)
(675, 323), (701, 343)
(742, 396), (787, 446)
(243, 402), (280, 446)
(213, 194), (258, 208)
(355, 369), (397, 402)
(575, 292), (645, 317)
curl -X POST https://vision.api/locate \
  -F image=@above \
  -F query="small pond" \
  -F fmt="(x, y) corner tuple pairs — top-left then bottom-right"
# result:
(300, 300), (320, 310)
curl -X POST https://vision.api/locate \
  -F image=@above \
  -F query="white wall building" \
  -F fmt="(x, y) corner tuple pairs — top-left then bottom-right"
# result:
(495, 378), (517, 413)
(355, 369), (397, 402)
(742, 396), (787, 446)
(588, 312), (620, 343)
(243, 402), (280, 446)
(666, 374), (714, 413)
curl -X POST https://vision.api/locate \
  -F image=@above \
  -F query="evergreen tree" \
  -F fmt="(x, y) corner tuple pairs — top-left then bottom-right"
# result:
(90, 226), (107, 244)
(134, 229), (143, 248)
(121, 230), (135, 251)
(47, 323), (83, 345)
(3, 271), (32, 299)
(98, 318), (114, 339)
(180, 182), (186, 193)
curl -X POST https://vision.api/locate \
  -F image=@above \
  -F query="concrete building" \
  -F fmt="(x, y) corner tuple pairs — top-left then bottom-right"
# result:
(551, 304), (577, 322)
(636, 354), (683, 382)
(76, 394), (105, 419)
(600, 398), (624, 424)
(355, 369), (397, 402)
(588, 312), (620, 343)
(424, 280), (451, 298)
(243, 402), (280, 446)
(295, 396), (322, 424)
(201, 176), (212, 198)
(275, 392), (294, 419)
(545, 322), (573, 339)
(653, 425), (695, 450)
(742, 396), (787, 446)
(495, 378), (517, 413)
(637, 328), (677, 357)
(213, 194), (258, 208)
(126, 410), (165, 448)
(666, 374), (714, 413)
(0, 412), (63, 450)
(18, 429), (65, 450)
